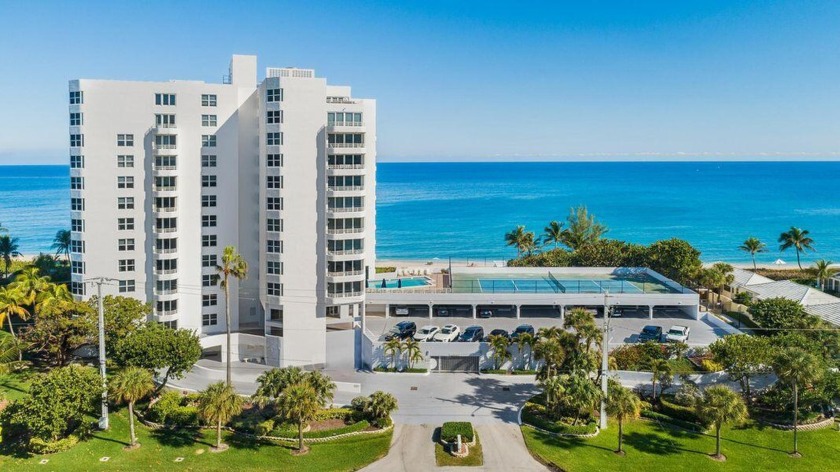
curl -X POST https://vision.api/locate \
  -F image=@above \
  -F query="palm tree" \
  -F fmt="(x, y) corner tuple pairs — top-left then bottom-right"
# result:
(489, 334), (512, 370)
(306, 370), (336, 407)
(197, 381), (244, 451)
(11, 267), (50, 313)
(648, 358), (672, 401)
(0, 222), (7, 233)
(778, 227), (815, 270)
(560, 205), (608, 250)
(0, 286), (29, 361)
(772, 348), (823, 457)
(538, 374), (566, 413)
(110, 367), (155, 449)
(813, 259), (836, 291)
(35, 282), (72, 314)
(565, 373), (601, 425)
(0, 235), (21, 279)
(695, 385), (748, 461)
(215, 245), (248, 385)
(51, 229), (72, 260)
(711, 262), (735, 304)
(254, 366), (304, 407)
(739, 237), (767, 270)
(401, 338), (423, 369)
(365, 391), (399, 427)
(542, 221), (564, 248)
(516, 332), (536, 370)
(505, 225), (536, 257)
(534, 336), (565, 379)
(607, 384), (642, 455)
(383, 337), (403, 370)
(0, 333), (19, 374)
(278, 380), (320, 454)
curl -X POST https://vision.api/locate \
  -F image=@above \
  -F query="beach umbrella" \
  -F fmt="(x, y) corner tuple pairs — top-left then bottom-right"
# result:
(381, 278), (387, 288)
(774, 259), (787, 265)
(398, 279), (402, 288)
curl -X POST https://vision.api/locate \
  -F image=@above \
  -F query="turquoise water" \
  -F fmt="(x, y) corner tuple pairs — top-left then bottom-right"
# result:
(1, 162), (839, 264)
(370, 276), (431, 289)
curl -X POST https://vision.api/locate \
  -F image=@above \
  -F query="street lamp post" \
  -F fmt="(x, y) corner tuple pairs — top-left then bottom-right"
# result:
(86, 277), (115, 430)
(600, 290), (610, 430)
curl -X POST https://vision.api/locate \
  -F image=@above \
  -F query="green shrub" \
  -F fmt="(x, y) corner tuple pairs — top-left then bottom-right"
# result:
(440, 421), (474, 442)
(521, 405), (598, 435)
(255, 419), (275, 436)
(658, 398), (703, 425)
(700, 359), (723, 372)
(229, 408), (267, 433)
(168, 406), (200, 427)
(146, 391), (200, 427)
(350, 396), (369, 412)
(375, 267), (396, 273)
(270, 420), (370, 438)
(314, 407), (352, 421)
(147, 391), (182, 423)
(28, 435), (79, 454)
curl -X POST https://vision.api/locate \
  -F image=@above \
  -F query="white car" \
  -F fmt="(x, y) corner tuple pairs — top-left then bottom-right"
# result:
(413, 325), (440, 342)
(432, 324), (460, 342)
(665, 325), (690, 343)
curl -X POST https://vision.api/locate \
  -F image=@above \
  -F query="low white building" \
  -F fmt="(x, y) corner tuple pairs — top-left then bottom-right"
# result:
(730, 268), (840, 327)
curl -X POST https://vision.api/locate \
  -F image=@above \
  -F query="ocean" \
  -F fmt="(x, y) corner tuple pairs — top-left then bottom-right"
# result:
(1, 162), (839, 264)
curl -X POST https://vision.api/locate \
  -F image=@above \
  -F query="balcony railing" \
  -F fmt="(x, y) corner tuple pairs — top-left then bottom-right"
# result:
(155, 288), (177, 295)
(328, 142), (364, 149)
(328, 291), (364, 298)
(155, 122), (177, 128)
(153, 206), (177, 213)
(328, 164), (365, 170)
(154, 165), (177, 171)
(154, 186), (177, 192)
(156, 309), (178, 316)
(327, 227), (364, 235)
(328, 122), (363, 127)
(328, 248), (364, 255)
(154, 227), (177, 234)
(328, 185), (364, 192)
(327, 97), (356, 104)
(327, 207), (364, 213)
(153, 144), (177, 150)
(328, 270), (364, 277)
(154, 268), (177, 275)
(153, 247), (177, 254)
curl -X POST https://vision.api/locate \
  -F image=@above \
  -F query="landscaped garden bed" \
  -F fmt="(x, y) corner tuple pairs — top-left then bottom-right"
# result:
(372, 366), (429, 374)
(520, 395), (599, 437)
(435, 421), (483, 467)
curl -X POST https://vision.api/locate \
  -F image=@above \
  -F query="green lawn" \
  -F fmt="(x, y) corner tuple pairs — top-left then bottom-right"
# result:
(1, 406), (392, 471)
(435, 434), (483, 467)
(523, 419), (840, 472)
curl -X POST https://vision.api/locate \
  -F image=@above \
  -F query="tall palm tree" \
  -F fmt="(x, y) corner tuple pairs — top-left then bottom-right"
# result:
(0, 286), (30, 361)
(560, 205), (608, 250)
(772, 348), (823, 457)
(383, 338), (403, 370)
(401, 338), (423, 369)
(197, 381), (244, 451)
(215, 246), (248, 385)
(505, 225), (536, 257)
(253, 366), (304, 407)
(565, 373), (601, 425)
(711, 262), (735, 304)
(35, 282), (72, 314)
(647, 358), (672, 401)
(365, 391), (398, 427)
(739, 237), (767, 270)
(695, 385), (748, 461)
(110, 367), (155, 449)
(607, 384), (642, 455)
(813, 259), (836, 291)
(488, 334), (512, 370)
(516, 332), (536, 370)
(11, 267), (50, 314)
(278, 380), (320, 454)
(534, 336), (565, 379)
(538, 374), (566, 412)
(51, 229), (72, 261)
(306, 370), (336, 407)
(0, 235), (21, 279)
(0, 333), (19, 374)
(542, 221), (564, 248)
(778, 227), (815, 270)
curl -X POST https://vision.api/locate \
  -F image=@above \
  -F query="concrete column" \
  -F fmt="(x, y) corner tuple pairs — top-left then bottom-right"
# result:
(385, 303), (390, 319)
(516, 305), (521, 319)
(648, 305), (654, 319)
(472, 305), (477, 319)
(692, 305), (700, 320)
(559, 305), (565, 324)
(428, 304), (433, 319)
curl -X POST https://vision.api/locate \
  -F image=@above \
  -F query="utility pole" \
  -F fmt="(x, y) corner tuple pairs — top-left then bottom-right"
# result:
(87, 277), (116, 430)
(600, 290), (610, 430)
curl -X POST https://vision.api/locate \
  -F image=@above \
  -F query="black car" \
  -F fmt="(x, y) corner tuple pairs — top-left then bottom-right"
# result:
(638, 325), (663, 342)
(510, 324), (535, 340)
(485, 328), (510, 341)
(478, 309), (493, 318)
(384, 321), (417, 341)
(458, 325), (485, 342)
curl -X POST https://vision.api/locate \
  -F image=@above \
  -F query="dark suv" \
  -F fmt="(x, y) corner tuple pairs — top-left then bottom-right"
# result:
(384, 321), (417, 341)
(485, 328), (510, 341)
(510, 324), (535, 340)
(458, 325), (485, 342)
(638, 325), (663, 342)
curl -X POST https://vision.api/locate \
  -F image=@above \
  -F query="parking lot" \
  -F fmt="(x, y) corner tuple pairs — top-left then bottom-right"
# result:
(366, 310), (730, 347)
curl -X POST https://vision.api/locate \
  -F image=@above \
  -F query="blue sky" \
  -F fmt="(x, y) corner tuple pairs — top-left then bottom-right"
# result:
(1, 0), (838, 164)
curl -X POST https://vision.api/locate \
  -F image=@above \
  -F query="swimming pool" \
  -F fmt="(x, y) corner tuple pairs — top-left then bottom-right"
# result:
(368, 276), (432, 289)
(451, 272), (682, 294)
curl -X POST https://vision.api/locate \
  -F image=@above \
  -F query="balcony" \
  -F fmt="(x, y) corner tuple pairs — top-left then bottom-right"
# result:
(153, 144), (177, 156)
(154, 123), (178, 135)
(155, 288), (178, 296)
(156, 309), (178, 316)
(327, 248), (364, 256)
(328, 164), (365, 170)
(327, 97), (357, 104)
(328, 270), (364, 277)
(327, 185), (364, 193)
(327, 207), (364, 214)
(328, 142), (365, 149)
(153, 247), (177, 255)
(154, 268), (177, 276)
(153, 205), (177, 214)
(153, 186), (177, 194)
(153, 226), (178, 234)
(326, 227), (365, 235)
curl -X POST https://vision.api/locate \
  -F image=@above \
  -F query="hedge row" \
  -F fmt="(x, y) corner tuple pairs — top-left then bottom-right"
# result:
(270, 420), (371, 439)
(28, 435), (79, 454)
(521, 405), (598, 436)
(440, 421), (474, 442)
(641, 410), (705, 432)
(658, 398), (705, 426)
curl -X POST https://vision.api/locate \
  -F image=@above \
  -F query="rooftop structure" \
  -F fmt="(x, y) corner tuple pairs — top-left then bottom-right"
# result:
(730, 268), (840, 327)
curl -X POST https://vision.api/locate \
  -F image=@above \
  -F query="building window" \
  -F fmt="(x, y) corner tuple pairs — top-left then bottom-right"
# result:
(71, 219), (84, 232)
(154, 155), (177, 169)
(71, 198), (85, 211)
(155, 114), (176, 126)
(267, 110), (283, 124)
(70, 155), (84, 169)
(155, 93), (176, 105)
(267, 260), (282, 275)
(270, 308), (283, 322)
(69, 91), (83, 104)
(161, 320), (178, 329)
(118, 238), (135, 251)
(267, 218), (281, 232)
(202, 254), (217, 267)
(155, 134), (177, 149)
(118, 259), (135, 272)
(71, 281), (86, 296)
(201, 114), (217, 126)
(267, 154), (282, 167)
(202, 294), (218, 307)
(266, 197), (282, 210)
(202, 313), (218, 326)
(266, 176), (282, 189)
(202, 195), (217, 207)
(117, 155), (135, 168)
(201, 94), (217, 106)
(157, 300), (178, 315)
(70, 112), (82, 126)
(71, 260), (85, 275)
(118, 217), (135, 230)
(328, 112), (363, 126)
(155, 258), (177, 273)
(267, 282), (282, 296)
(70, 239), (84, 253)
(202, 175), (217, 187)
(154, 176), (176, 190)
(117, 176), (134, 189)
(202, 215), (217, 227)
(267, 240), (282, 253)
(155, 217), (177, 232)
(119, 280), (136, 293)
(117, 134), (134, 146)
(117, 197), (134, 210)
(70, 134), (84, 147)
(155, 237), (177, 253)
(202, 274), (219, 287)
(202, 235), (217, 247)
(70, 177), (84, 190)
(202, 155), (216, 167)
(266, 132), (282, 146)
(266, 88), (282, 102)
(202, 135), (217, 147)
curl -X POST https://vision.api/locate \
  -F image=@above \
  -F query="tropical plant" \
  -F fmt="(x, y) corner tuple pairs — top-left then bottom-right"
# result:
(563, 373), (601, 425)
(365, 391), (398, 427)
(109, 367), (155, 449)
(306, 370), (336, 407)
(739, 237), (767, 270)
(36, 282), (73, 315)
(778, 227), (815, 270)
(695, 385), (748, 460)
(712, 262), (735, 304)
(534, 336), (565, 379)
(606, 383), (642, 455)
(645, 238), (703, 287)
(51, 230), (72, 260)
(0, 235), (21, 279)
(516, 332), (536, 370)
(505, 225), (537, 257)
(560, 205), (608, 250)
(215, 245), (248, 385)
(813, 259), (836, 291)
(647, 358), (672, 401)
(709, 335), (771, 403)
(197, 381), (244, 451)
(542, 221), (564, 248)
(401, 338), (423, 369)
(383, 337), (403, 370)
(253, 366), (304, 406)
(277, 380), (320, 454)
(113, 322), (201, 389)
(750, 297), (818, 330)
(0, 286), (29, 361)
(772, 348), (823, 456)
(0, 222), (6, 233)
(489, 334), (512, 370)
(538, 374), (566, 413)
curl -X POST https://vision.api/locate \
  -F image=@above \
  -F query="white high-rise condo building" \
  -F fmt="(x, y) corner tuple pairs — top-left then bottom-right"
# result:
(68, 55), (376, 368)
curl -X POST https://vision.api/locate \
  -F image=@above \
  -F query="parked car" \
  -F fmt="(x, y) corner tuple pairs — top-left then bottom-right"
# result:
(433, 324), (460, 342)
(665, 325), (691, 343)
(394, 306), (410, 316)
(611, 307), (623, 318)
(414, 325), (441, 342)
(436, 307), (450, 317)
(638, 325), (663, 342)
(458, 325), (485, 342)
(384, 321), (416, 341)
(478, 309), (493, 318)
(511, 324), (535, 340)
(485, 328), (510, 341)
